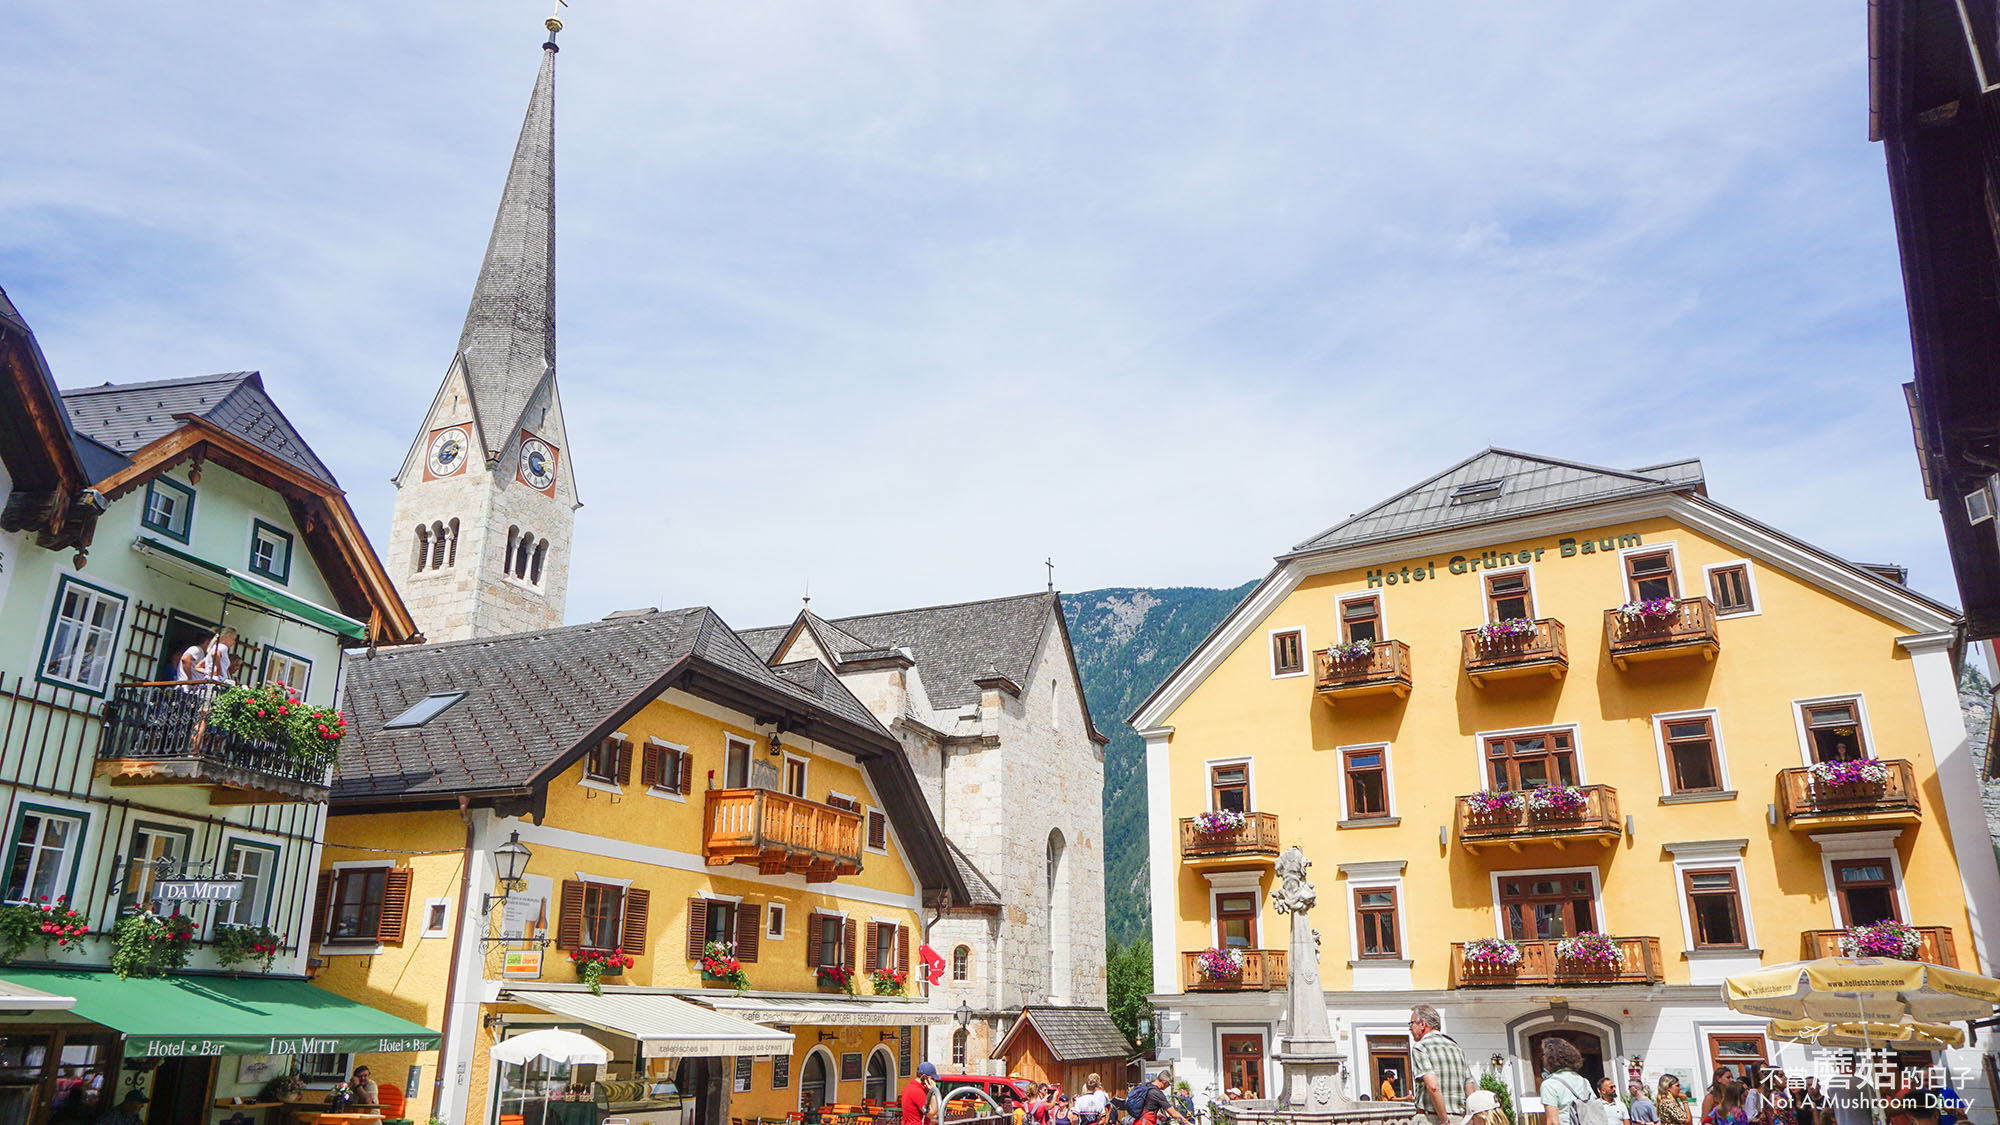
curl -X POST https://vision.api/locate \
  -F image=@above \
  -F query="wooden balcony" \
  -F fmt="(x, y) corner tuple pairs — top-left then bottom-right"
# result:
(1179, 812), (1281, 867)
(1182, 949), (1288, 991)
(1455, 785), (1622, 851)
(703, 788), (864, 881)
(1461, 619), (1568, 687)
(1313, 640), (1412, 703)
(93, 682), (332, 804)
(1803, 927), (1958, 967)
(1777, 760), (1923, 830)
(1449, 936), (1664, 988)
(1605, 598), (1720, 670)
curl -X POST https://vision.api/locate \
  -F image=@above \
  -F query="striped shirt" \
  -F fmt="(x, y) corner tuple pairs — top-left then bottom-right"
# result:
(1410, 1031), (1474, 1120)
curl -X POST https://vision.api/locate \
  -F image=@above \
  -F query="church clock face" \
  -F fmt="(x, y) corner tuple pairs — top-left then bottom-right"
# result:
(517, 434), (558, 493)
(425, 427), (469, 479)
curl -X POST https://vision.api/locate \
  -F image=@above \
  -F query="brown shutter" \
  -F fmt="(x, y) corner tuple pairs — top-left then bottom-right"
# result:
(311, 870), (336, 941)
(616, 740), (634, 786)
(843, 917), (857, 969)
(807, 911), (822, 967)
(676, 751), (694, 795)
(556, 880), (587, 951)
(377, 867), (413, 945)
(737, 903), (762, 963)
(642, 745), (661, 789)
(865, 920), (880, 972)
(897, 924), (910, 974)
(685, 898), (709, 959)
(621, 888), (649, 956)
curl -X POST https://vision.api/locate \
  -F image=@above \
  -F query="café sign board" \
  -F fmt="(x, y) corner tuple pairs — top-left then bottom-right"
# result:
(151, 879), (243, 903)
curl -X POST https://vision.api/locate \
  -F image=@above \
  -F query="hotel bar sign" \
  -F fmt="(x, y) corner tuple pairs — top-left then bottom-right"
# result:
(152, 879), (243, 903)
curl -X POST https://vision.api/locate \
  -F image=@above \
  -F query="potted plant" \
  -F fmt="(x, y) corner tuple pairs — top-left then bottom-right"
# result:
(0, 898), (89, 962)
(871, 967), (908, 996)
(1462, 937), (1523, 971)
(1809, 759), (1889, 794)
(1555, 932), (1623, 971)
(1839, 921), (1922, 960)
(1194, 946), (1244, 982)
(215, 923), (285, 974)
(1191, 810), (1248, 836)
(570, 947), (633, 995)
(207, 682), (347, 768)
(109, 911), (196, 979)
(700, 940), (749, 992)
(816, 965), (856, 994)
(1616, 598), (1679, 625)
(1526, 784), (1588, 820)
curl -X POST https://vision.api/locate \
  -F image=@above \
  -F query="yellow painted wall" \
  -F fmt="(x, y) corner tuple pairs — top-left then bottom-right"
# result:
(1160, 513), (1979, 989)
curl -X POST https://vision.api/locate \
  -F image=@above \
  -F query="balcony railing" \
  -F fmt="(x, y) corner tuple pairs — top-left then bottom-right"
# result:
(1313, 640), (1412, 702)
(704, 788), (864, 881)
(1803, 927), (1958, 967)
(1449, 936), (1664, 988)
(1777, 760), (1922, 828)
(1182, 948), (1288, 991)
(1605, 597), (1720, 669)
(1179, 812), (1281, 865)
(1455, 785), (1622, 851)
(94, 682), (332, 804)
(1461, 619), (1568, 687)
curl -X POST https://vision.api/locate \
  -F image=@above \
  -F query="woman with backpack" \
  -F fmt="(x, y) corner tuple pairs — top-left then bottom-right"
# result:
(1536, 1038), (1603, 1125)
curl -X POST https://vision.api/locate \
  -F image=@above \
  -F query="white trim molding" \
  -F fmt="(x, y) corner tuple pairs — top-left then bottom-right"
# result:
(1649, 708), (1735, 797)
(1267, 625), (1309, 680)
(1144, 726), (1179, 995)
(1809, 830), (1914, 929)
(1700, 557), (1763, 618)
(1788, 693), (1877, 768)
(1900, 634), (2000, 974)
(1332, 741), (1396, 821)
(1662, 838), (1758, 982)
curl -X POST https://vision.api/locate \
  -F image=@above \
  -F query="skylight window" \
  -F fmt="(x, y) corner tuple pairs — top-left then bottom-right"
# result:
(383, 691), (468, 730)
(1449, 479), (1505, 505)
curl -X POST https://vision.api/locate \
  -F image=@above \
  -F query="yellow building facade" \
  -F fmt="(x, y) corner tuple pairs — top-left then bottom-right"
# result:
(313, 608), (965, 1125)
(1131, 451), (2000, 1114)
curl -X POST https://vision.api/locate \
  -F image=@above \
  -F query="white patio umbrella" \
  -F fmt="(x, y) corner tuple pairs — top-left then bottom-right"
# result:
(490, 1028), (613, 1067)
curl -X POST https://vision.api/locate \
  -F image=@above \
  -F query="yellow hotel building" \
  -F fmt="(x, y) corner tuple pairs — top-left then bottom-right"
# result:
(1130, 450), (2000, 1114)
(314, 607), (966, 1125)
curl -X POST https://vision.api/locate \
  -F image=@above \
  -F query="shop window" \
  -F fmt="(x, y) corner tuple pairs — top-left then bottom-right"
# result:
(1662, 716), (1723, 794)
(1833, 860), (1902, 926)
(1221, 1033), (1266, 1100)
(1484, 729), (1578, 792)
(141, 478), (194, 542)
(1355, 886), (1400, 958)
(1216, 892), (1258, 950)
(3, 807), (84, 906)
(1498, 873), (1598, 940)
(1210, 764), (1248, 814)
(1624, 549), (1679, 602)
(1342, 746), (1389, 819)
(38, 577), (126, 694)
(249, 520), (294, 583)
(1708, 564), (1755, 615)
(1341, 597), (1381, 644)
(120, 822), (192, 914)
(1801, 702), (1868, 764)
(1271, 629), (1304, 676)
(953, 945), (971, 981)
(1485, 571), (1533, 622)
(1683, 868), (1748, 948)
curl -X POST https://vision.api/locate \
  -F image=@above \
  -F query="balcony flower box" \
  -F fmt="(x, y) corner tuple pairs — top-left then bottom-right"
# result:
(700, 940), (748, 992)
(1809, 759), (1889, 795)
(1195, 946), (1245, 982)
(1616, 599), (1679, 624)
(1555, 932), (1623, 969)
(570, 947), (633, 995)
(1466, 790), (1523, 816)
(816, 965), (856, 994)
(1527, 784), (1588, 820)
(1325, 639), (1375, 663)
(1838, 922), (1922, 960)
(208, 683), (347, 768)
(1475, 618), (1538, 642)
(1463, 938), (1522, 967)
(1192, 810), (1248, 837)
(871, 967), (908, 996)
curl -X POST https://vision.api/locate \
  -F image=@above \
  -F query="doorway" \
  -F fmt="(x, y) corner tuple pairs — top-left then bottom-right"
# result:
(1220, 1033), (1265, 1100)
(1366, 1035), (1411, 1101)
(1527, 1029), (1605, 1089)
(147, 1057), (215, 1125)
(157, 612), (216, 681)
(798, 1051), (831, 1113)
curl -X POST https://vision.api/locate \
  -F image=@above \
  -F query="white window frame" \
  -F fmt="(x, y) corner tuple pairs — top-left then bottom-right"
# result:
(248, 519), (294, 584)
(1, 804), (87, 906)
(1791, 693), (1878, 768)
(1205, 870), (1264, 950)
(420, 897), (452, 939)
(1649, 709), (1735, 797)
(645, 738), (689, 802)
(1663, 840), (1758, 953)
(1468, 722), (1588, 790)
(1487, 864), (1604, 941)
(579, 734), (627, 795)
(766, 902), (786, 940)
(782, 753), (810, 799)
(215, 836), (282, 931)
(1338, 594), (1385, 643)
(1334, 741), (1397, 822)
(1615, 538), (1687, 602)
(1342, 862), (1409, 965)
(37, 574), (128, 695)
(1204, 756), (1256, 815)
(1267, 626), (1309, 679)
(1811, 830), (1914, 928)
(260, 647), (313, 698)
(1476, 562), (1539, 623)
(1701, 558), (1762, 618)
(140, 476), (196, 542)
(724, 735), (756, 789)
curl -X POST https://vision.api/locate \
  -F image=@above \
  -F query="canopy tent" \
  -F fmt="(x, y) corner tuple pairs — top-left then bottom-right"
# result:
(502, 989), (795, 1058)
(492, 1028), (613, 1067)
(1724, 958), (2000, 1023)
(694, 993), (955, 1027)
(134, 536), (368, 640)
(0, 969), (438, 1057)
(1765, 1019), (1966, 1050)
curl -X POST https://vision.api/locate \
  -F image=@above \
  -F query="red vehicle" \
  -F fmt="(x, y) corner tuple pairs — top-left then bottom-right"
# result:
(939, 1075), (1036, 1109)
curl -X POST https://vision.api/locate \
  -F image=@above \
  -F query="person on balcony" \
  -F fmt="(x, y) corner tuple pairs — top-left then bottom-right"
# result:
(177, 627), (237, 686)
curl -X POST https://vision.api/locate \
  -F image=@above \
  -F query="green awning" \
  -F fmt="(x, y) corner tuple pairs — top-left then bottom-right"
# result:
(0, 969), (439, 1058)
(134, 536), (367, 640)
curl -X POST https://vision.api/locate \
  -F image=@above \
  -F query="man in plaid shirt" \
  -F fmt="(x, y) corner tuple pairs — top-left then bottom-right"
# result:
(1409, 1004), (1475, 1124)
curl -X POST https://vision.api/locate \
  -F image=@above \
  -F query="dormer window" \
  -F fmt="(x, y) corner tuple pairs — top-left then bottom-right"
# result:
(141, 478), (194, 543)
(1449, 480), (1504, 505)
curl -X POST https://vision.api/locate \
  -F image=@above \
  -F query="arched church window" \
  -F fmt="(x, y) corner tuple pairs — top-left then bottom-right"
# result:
(505, 527), (520, 576)
(431, 522), (448, 570)
(951, 1029), (968, 1067)
(446, 518), (460, 567)
(531, 540), (548, 585)
(413, 525), (430, 573)
(952, 945), (970, 982)
(514, 532), (535, 579)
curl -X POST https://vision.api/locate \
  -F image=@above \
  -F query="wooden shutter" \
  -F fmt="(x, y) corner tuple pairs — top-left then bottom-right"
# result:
(377, 867), (413, 945)
(897, 924), (910, 974)
(685, 897), (709, 959)
(621, 888), (649, 956)
(865, 920), (880, 971)
(616, 740), (634, 786)
(676, 751), (694, 795)
(843, 917), (857, 969)
(311, 870), (335, 941)
(642, 745), (661, 789)
(556, 880), (587, 951)
(806, 911), (822, 967)
(737, 903), (762, 963)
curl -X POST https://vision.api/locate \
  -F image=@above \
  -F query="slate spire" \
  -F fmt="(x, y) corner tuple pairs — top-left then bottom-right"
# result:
(453, 20), (561, 461)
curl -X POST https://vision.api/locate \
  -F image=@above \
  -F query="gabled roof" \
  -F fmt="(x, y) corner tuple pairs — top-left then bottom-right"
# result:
(944, 838), (1002, 908)
(1287, 448), (1704, 557)
(992, 1006), (1131, 1063)
(61, 372), (337, 486)
(0, 286), (101, 553)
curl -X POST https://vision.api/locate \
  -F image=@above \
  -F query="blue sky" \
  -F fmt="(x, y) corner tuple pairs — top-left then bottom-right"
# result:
(1, 3), (1950, 628)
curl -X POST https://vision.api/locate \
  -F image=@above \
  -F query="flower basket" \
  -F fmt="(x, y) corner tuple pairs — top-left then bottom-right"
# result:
(1839, 922), (1922, 960)
(699, 940), (749, 992)
(0, 899), (90, 963)
(1475, 618), (1539, 643)
(1526, 784), (1588, 820)
(570, 947), (633, 995)
(1462, 938), (1522, 969)
(1809, 759), (1889, 794)
(109, 911), (196, 979)
(1195, 946), (1245, 982)
(215, 923), (285, 974)
(1325, 640), (1375, 664)
(1555, 933), (1623, 970)
(207, 682), (347, 769)
(816, 965), (856, 994)
(1616, 599), (1679, 625)
(1465, 790), (1523, 819)
(871, 967), (908, 996)
(1192, 810), (1248, 837)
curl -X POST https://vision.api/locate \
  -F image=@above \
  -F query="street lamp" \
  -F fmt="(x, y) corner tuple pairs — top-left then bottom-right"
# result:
(955, 1000), (974, 1032)
(482, 830), (533, 917)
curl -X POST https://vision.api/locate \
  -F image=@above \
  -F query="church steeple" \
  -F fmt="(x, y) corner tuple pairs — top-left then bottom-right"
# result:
(387, 21), (579, 644)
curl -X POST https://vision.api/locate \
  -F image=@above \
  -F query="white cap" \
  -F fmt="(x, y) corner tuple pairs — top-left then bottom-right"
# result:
(1464, 1091), (1499, 1115)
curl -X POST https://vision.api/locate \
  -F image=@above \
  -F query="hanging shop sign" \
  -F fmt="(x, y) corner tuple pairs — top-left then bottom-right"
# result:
(151, 879), (243, 903)
(1364, 531), (1646, 588)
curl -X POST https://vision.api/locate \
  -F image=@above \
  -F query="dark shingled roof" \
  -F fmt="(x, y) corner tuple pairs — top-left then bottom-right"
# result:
(995, 1007), (1132, 1062)
(945, 838), (1002, 908)
(60, 371), (337, 486)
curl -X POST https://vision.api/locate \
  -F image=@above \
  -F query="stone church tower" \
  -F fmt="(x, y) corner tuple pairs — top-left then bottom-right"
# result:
(388, 21), (578, 643)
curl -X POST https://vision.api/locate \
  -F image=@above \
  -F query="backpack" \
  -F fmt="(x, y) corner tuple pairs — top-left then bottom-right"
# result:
(1557, 1074), (1609, 1125)
(1126, 1086), (1151, 1116)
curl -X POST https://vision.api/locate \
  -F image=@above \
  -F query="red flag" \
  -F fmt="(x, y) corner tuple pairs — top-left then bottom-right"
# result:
(919, 943), (946, 986)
